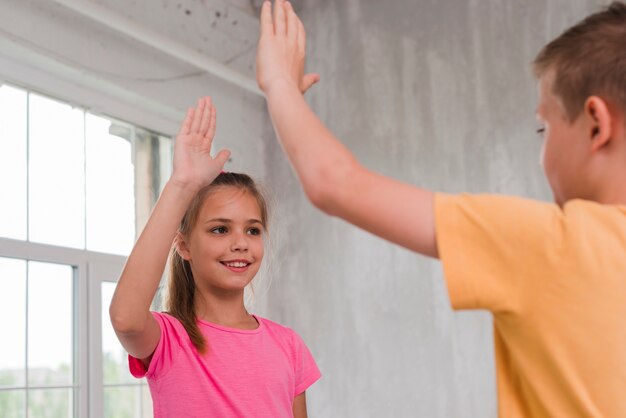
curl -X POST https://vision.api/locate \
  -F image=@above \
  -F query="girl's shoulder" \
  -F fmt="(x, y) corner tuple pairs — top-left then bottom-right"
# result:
(254, 315), (308, 346)
(254, 315), (293, 334)
(151, 311), (195, 345)
(255, 316), (319, 380)
(152, 310), (182, 326)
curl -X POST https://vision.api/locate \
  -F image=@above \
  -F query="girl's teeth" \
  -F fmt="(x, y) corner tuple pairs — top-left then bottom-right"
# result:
(226, 262), (247, 267)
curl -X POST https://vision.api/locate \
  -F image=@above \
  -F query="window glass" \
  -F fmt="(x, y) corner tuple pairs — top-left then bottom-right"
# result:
(0, 257), (26, 387)
(0, 84), (170, 417)
(86, 115), (135, 255)
(28, 94), (85, 249)
(28, 261), (73, 387)
(0, 259), (75, 417)
(0, 85), (27, 240)
(2, 85), (171, 253)
(142, 385), (153, 418)
(104, 386), (141, 418)
(28, 388), (72, 418)
(101, 282), (134, 385)
(102, 282), (153, 417)
(0, 390), (25, 418)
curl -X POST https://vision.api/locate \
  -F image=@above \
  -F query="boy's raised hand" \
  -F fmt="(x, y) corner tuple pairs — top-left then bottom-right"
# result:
(256, 0), (319, 94)
(171, 97), (230, 190)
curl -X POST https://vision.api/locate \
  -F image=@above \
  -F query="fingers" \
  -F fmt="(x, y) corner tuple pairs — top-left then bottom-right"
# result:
(189, 98), (205, 133)
(285, 2), (298, 44)
(214, 149), (231, 169)
(178, 108), (194, 136)
(206, 102), (216, 141)
(256, 0), (315, 94)
(301, 73), (320, 94)
(296, 13), (306, 54)
(273, 0), (286, 37)
(198, 97), (213, 136)
(186, 97), (215, 138)
(260, 0), (273, 36)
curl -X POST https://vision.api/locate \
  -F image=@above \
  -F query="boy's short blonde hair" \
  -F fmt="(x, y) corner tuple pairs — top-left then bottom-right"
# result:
(533, 1), (626, 122)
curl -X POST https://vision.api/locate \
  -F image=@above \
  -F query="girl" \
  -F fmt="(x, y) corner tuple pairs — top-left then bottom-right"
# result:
(109, 97), (321, 418)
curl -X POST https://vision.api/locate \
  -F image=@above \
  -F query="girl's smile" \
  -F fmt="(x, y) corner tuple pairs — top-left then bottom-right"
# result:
(220, 259), (253, 273)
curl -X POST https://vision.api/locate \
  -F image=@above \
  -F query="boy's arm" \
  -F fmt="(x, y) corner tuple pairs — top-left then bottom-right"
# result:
(257, 1), (438, 257)
(109, 98), (230, 360)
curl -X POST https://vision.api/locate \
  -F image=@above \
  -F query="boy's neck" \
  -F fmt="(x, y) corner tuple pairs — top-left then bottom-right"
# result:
(564, 178), (626, 207)
(594, 188), (626, 206)
(587, 155), (626, 206)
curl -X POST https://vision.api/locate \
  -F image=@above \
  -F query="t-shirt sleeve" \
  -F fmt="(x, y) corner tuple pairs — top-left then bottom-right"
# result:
(290, 330), (321, 396)
(128, 311), (183, 379)
(434, 193), (565, 313)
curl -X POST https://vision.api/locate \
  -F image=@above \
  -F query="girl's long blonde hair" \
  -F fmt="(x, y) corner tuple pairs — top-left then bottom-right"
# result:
(164, 172), (269, 353)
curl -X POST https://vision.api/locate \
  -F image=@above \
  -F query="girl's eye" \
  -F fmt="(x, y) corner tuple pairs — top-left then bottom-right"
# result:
(247, 228), (261, 236)
(211, 226), (228, 234)
(536, 127), (546, 136)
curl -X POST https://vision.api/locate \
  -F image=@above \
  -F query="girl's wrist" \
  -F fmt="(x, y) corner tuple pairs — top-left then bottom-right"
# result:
(165, 177), (203, 199)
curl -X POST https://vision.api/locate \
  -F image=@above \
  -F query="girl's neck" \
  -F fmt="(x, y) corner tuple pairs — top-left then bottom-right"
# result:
(194, 289), (257, 329)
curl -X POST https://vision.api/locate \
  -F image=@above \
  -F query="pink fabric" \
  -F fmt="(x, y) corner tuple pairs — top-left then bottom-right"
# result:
(129, 312), (321, 418)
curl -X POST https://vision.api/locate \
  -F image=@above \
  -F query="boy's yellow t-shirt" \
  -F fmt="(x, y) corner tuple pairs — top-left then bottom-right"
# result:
(435, 193), (626, 418)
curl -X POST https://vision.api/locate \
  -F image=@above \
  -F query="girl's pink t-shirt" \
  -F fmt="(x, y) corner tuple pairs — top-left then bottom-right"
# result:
(128, 312), (321, 418)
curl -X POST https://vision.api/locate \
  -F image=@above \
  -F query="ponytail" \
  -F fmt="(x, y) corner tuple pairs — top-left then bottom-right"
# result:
(165, 248), (207, 353)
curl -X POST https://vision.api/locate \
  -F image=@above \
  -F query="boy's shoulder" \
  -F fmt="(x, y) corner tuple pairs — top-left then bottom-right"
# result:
(437, 193), (626, 218)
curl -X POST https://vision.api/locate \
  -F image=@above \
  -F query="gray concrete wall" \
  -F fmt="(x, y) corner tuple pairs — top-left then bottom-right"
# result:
(255, 1), (607, 417)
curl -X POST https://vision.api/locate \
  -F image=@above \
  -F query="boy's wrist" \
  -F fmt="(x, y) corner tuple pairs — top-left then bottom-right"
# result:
(263, 77), (301, 98)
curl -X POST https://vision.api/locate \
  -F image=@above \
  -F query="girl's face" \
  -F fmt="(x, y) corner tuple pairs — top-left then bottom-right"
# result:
(178, 186), (265, 294)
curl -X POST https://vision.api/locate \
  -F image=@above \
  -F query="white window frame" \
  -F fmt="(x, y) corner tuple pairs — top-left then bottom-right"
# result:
(1, 74), (166, 418)
(0, 238), (127, 417)
(89, 259), (153, 418)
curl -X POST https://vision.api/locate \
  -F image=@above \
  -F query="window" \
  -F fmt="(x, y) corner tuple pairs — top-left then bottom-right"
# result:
(101, 281), (154, 417)
(0, 85), (27, 241)
(0, 84), (172, 254)
(0, 258), (75, 418)
(0, 83), (171, 417)
(28, 93), (86, 249)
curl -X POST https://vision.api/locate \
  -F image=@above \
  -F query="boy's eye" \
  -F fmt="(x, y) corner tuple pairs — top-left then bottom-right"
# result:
(210, 226), (228, 234)
(247, 228), (261, 236)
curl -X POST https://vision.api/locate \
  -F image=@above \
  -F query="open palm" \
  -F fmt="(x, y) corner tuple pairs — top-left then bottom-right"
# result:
(171, 97), (230, 189)
(256, 0), (319, 94)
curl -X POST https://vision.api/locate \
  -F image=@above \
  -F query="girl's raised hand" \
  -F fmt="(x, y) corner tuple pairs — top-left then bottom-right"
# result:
(256, 0), (320, 94)
(171, 97), (230, 190)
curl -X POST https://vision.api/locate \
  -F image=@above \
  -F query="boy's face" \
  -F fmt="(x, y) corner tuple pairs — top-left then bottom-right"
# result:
(537, 73), (590, 206)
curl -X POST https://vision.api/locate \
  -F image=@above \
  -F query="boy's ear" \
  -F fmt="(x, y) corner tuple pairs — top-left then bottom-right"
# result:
(584, 96), (612, 152)
(175, 232), (191, 260)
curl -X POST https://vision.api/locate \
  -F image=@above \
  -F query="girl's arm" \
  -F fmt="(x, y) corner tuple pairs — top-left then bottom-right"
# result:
(293, 392), (308, 418)
(109, 98), (230, 360)
(256, 1), (438, 258)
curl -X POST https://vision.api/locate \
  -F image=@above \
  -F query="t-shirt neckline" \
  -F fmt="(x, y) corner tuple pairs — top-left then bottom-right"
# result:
(196, 314), (263, 334)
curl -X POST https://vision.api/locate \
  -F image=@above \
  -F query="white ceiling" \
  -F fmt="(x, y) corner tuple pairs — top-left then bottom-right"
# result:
(0, 0), (268, 134)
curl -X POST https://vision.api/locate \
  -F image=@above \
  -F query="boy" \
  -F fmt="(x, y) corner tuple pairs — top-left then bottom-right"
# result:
(256, 1), (626, 416)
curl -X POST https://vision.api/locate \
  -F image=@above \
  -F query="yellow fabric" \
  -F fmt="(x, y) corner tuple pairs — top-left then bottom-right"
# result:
(435, 193), (626, 418)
